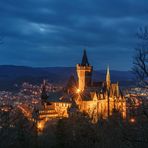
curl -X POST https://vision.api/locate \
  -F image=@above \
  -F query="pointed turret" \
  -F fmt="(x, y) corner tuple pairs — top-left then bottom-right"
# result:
(81, 49), (89, 66)
(106, 66), (111, 89)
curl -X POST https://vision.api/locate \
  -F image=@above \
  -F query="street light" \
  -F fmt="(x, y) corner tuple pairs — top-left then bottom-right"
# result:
(76, 89), (80, 94)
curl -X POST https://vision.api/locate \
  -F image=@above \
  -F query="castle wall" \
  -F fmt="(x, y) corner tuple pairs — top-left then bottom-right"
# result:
(77, 98), (126, 120)
(54, 102), (71, 117)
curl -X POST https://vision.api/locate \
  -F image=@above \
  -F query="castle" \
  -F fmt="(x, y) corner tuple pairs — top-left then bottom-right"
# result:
(37, 50), (126, 129)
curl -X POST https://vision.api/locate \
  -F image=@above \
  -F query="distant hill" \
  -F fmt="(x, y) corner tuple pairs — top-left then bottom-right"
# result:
(0, 65), (136, 91)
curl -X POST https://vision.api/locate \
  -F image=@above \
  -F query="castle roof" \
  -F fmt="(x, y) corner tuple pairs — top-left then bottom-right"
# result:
(65, 75), (77, 91)
(47, 91), (63, 102)
(79, 90), (95, 101)
(48, 91), (72, 103)
(68, 99), (78, 113)
(81, 49), (90, 66)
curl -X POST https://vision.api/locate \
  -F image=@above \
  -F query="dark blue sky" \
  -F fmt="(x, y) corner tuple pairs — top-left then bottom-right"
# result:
(0, 0), (147, 70)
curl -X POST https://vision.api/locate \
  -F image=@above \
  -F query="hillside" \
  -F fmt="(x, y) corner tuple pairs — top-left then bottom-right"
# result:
(0, 65), (135, 91)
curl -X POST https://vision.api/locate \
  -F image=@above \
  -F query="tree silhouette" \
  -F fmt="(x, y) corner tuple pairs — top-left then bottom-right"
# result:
(133, 26), (148, 88)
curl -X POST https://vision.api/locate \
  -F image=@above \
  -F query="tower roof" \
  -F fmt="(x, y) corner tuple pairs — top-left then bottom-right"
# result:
(81, 49), (89, 66)
(66, 75), (77, 89)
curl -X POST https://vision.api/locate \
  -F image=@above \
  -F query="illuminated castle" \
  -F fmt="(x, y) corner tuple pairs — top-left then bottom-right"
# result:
(37, 50), (126, 129)
(73, 50), (126, 121)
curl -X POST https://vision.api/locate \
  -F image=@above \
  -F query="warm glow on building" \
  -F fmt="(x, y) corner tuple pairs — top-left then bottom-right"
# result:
(130, 117), (136, 123)
(37, 121), (45, 131)
(76, 88), (80, 94)
(37, 123), (42, 129)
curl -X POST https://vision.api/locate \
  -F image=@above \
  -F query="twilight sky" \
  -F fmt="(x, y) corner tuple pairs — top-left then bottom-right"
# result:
(0, 0), (147, 70)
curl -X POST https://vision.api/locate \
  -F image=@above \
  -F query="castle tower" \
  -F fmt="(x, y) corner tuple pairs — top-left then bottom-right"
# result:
(76, 49), (93, 91)
(106, 66), (111, 89)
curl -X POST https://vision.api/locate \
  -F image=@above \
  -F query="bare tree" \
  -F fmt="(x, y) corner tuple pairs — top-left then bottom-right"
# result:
(133, 26), (148, 89)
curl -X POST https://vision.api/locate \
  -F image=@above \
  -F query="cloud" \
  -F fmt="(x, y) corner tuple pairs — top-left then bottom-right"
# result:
(0, 0), (147, 70)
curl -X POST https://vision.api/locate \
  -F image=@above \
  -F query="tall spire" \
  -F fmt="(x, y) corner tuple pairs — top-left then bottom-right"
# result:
(116, 81), (119, 97)
(106, 65), (111, 89)
(81, 49), (89, 66)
